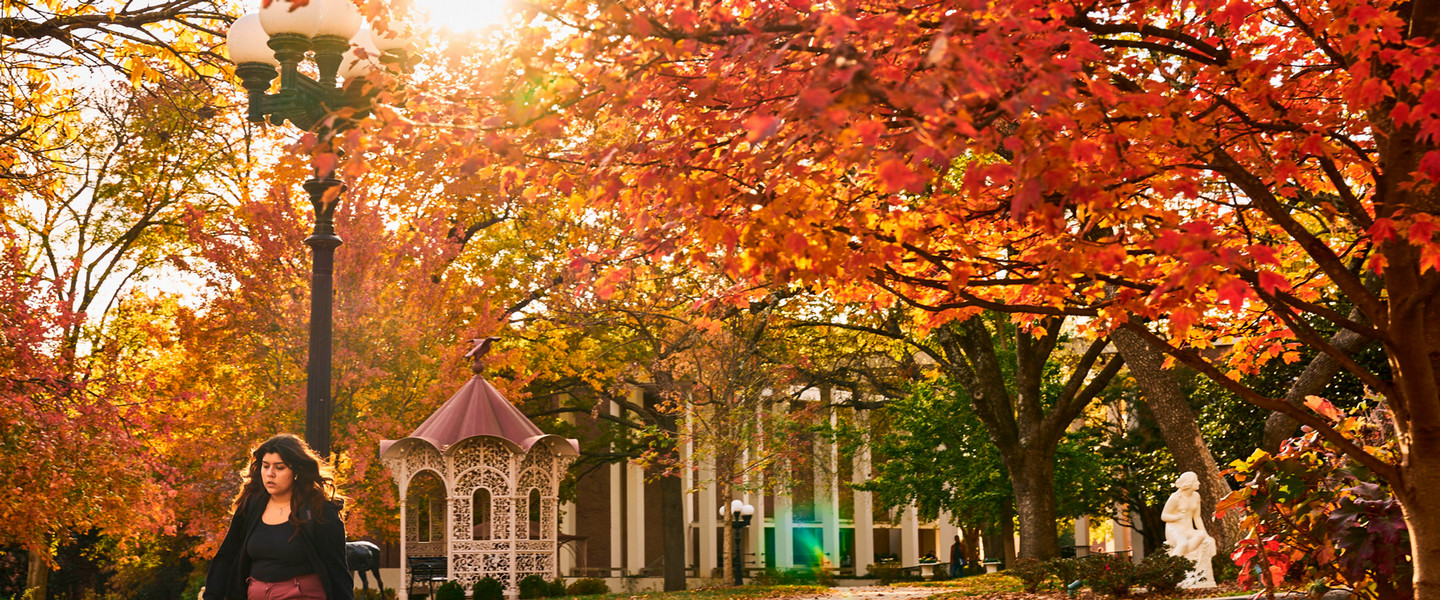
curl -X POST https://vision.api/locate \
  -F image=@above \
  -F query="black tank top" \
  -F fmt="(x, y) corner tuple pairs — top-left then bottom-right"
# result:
(247, 521), (316, 582)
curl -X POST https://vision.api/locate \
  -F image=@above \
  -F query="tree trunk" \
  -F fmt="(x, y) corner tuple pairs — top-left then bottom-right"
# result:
(982, 523), (1003, 565)
(933, 316), (1120, 564)
(1401, 457), (1440, 600)
(962, 526), (983, 567)
(1112, 325), (1241, 559)
(26, 546), (48, 600)
(1262, 325), (1370, 452)
(1000, 507), (1017, 568)
(660, 471), (687, 590)
(644, 387), (688, 590)
(1005, 448), (1061, 560)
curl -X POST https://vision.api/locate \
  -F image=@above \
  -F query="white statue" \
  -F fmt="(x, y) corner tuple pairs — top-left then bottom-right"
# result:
(1162, 471), (1217, 588)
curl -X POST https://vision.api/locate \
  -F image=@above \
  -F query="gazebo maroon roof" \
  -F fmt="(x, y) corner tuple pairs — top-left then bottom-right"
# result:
(380, 375), (578, 457)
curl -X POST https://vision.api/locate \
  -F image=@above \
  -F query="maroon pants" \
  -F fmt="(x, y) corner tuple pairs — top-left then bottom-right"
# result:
(247, 574), (325, 600)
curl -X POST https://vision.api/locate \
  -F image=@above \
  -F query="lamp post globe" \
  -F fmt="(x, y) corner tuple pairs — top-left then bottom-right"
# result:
(224, 0), (409, 457)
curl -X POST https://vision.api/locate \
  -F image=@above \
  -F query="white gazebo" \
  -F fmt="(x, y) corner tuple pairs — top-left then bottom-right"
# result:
(381, 341), (578, 598)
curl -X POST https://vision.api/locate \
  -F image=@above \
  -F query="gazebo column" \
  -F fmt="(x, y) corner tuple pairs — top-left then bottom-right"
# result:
(447, 492), (457, 582)
(398, 494), (408, 600)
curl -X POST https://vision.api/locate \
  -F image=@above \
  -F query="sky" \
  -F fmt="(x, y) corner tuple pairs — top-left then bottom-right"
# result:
(413, 0), (516, 33)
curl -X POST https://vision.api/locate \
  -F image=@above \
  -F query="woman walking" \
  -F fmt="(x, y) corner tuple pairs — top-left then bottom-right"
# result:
(204, 434), (353, 600)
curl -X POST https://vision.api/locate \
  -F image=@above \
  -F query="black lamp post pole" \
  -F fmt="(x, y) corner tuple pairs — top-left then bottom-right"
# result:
(302, 176), (343, 458)
(235, 24), (395, 459)
(731, 512), (752, 586)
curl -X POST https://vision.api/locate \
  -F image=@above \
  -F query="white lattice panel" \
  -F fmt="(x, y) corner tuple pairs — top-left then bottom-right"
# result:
(518, 468), (550, 493)
(457, 467), (511, 496)
(454, 541), (508, 552)
(451, 497), (473, 541)
(541, 498), (557, 540)
(411, 446), (445, 478)
(516, 553), (553, 576)
(482, 440), (512, 472)
(521, 449), (554, 473)
(492, 498), (513, 540)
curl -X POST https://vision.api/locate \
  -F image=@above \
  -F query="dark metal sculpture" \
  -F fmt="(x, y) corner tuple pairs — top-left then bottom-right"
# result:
(346, 541), (384, 598)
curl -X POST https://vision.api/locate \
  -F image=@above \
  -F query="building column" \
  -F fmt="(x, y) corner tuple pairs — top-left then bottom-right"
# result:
(1131, 510), (1145, 562)
(1074, 516), (1090, 557)
(901, 506), (919, 567)
(938, 510), (957, 564)
(1111, 504), (1131, 554)
(609, 401), (624, 574)
(698, 454), (718, 577)
(774, 400), (794, 569)
(559, 400), (579, 576)
(748, 402), (766, 569)
(626, 458), (646, 571)
(775, 491), (794, 569)
(560, 500), (578, 575)
(818, 390), (840, 568)
(852, 411), (874, 576)
(683, 408), (695, 570)
(747, 482), (765, 570)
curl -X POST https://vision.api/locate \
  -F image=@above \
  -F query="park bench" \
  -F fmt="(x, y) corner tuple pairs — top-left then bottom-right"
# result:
(408, 555), (448, 595)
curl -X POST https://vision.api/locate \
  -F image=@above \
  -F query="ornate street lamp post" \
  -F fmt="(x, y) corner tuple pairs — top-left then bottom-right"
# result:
(224, 0), (407, 457)
(721, 500), (756, 586)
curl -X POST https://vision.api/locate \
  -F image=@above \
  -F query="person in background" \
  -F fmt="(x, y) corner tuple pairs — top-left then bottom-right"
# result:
(950, 535), (968, 577)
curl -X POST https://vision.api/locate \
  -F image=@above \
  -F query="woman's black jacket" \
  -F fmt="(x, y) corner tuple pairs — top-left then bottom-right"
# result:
(203, 493), (354, 600)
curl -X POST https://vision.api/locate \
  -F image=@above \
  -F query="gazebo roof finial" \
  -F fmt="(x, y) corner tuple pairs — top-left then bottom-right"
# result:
(465, 336), (501, 375)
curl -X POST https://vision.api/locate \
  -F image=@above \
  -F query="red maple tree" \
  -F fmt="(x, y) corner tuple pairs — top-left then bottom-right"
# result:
(351, 0), (1440, 592)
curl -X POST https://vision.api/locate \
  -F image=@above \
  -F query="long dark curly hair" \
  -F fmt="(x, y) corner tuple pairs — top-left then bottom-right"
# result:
(234, 434), (346, 525)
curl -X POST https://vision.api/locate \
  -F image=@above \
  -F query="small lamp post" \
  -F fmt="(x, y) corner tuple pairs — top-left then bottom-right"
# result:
(224, 0), (409, 457)
(721, 499), (755, 586)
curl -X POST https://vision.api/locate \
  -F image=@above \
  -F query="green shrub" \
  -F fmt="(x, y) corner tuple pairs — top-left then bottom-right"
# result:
(546, 578), (567, 597)
(753, 566), (833, 585)
(518, 574), (550, 599)
(1046, 557), (1085, 588)
(1080, 554), (1135, 598)
(565, 578), (609, 596)
(434, 581), (467, 600)
(1009, 558), (1050, 593)
(1135, 550), (1193, 595)
(353, 588), (398, 600)
(867, 562), (906, 584)
(472, 576), (505, 600)
(812, 565), (836, 587)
